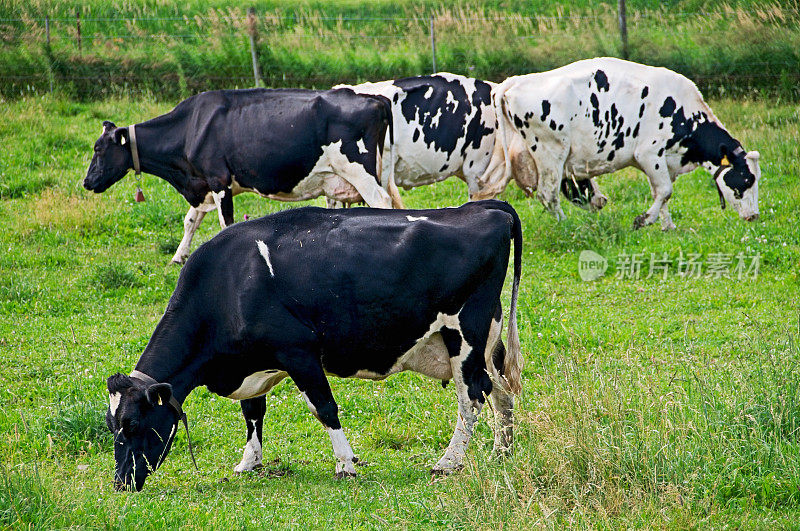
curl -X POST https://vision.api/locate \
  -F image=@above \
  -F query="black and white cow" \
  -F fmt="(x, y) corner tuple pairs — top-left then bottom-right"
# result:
(84, 88), (397, 263)
(486, 57), (761, 229)
(104, 200), (523, 491)
(341, 74), (607, 209)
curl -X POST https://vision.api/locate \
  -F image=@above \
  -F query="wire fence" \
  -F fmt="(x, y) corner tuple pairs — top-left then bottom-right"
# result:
(2, 5), (799, 100)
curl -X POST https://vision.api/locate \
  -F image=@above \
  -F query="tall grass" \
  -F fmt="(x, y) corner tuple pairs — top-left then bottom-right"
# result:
(0, 1), (798, 99)
(439, 322), (800, 525)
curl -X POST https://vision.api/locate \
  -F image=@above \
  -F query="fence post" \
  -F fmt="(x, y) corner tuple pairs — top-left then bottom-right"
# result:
(75, 9), (81, 55)
(45, 15), (53, 93)
(429, 16), (437, 74)
(248, 7), (263, 88)
(618, 0), (628, 60)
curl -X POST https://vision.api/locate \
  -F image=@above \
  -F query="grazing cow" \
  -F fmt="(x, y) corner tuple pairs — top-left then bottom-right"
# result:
(341, 74), (607, 210)
(104, 200), (523, 491)
(486, 57), (761, 229)
(84, 88), (397, 264)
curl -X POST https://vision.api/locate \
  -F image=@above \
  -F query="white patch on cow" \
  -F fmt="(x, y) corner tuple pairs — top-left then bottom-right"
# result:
(256, 240), (275, 277)
(120, 136), (126, 145)
(234, 419), (263, 473)
(328, 428), (357, 476)
(300, 392), (317, 417)
(406, 215), (428, 222)
(109, 392), (122, 416)
(227, 370), (288, 400)
(356, 138), (368, 154)
(445, 90), (459, 112)
(424, 86), (434, 99)
(351, 310), (468, 381)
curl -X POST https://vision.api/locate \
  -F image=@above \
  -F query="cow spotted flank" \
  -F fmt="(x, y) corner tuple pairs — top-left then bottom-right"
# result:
(340, 74), (605, 208)
(489, 57), (760, 228)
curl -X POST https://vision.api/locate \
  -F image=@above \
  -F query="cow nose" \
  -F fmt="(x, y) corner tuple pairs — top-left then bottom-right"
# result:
(746, 214), (759, 222)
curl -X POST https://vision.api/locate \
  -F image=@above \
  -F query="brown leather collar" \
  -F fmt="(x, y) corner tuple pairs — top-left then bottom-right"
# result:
(128, 124), (141, 176)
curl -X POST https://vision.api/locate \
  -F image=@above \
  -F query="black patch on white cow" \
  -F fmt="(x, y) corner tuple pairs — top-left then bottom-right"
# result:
(594, 70), (610, 92)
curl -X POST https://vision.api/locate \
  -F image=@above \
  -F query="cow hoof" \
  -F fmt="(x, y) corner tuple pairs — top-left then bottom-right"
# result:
(591, 194), (608, 211)
(661, 221), (676, 231)
(430, 465), (462, 476)
(491, 446), (513, 459)
(169, 258), (185, 266)
(632, 214), (647, 230)
(233, 463), (263, 474)
(334, 470), (357, 480)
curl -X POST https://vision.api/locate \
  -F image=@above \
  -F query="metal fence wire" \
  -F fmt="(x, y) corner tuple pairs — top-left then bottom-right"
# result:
(1, 4), (799, 99)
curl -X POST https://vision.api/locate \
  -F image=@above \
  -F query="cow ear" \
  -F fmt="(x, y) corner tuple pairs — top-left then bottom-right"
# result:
(107, 373), (134, 394)
(718, 144), (730, 166)
(113, 127), (129, 146)
(146, 383), (173, 407)
(102, 121), (117, 133)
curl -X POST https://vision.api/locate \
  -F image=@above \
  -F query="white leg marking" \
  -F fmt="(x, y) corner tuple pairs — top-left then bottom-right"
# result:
(406, 215), (428, 222)
(256, 240), (275, 277)
(171, 206), (208, 264)
(212, 190), (227, 229)
(325, 140), (393, 209)
(300, 392), (317, 417)
(328, 428), (357, 477)
(109, 392), (121, 416)
(234, 419), (263, 473)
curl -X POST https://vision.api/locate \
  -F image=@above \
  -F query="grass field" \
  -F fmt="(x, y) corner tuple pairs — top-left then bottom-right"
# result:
(1, 94), (799, 528)
(2, 0), (799, 99)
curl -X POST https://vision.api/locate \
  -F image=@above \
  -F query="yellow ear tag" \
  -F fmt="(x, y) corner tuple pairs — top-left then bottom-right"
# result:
(157, 396), (163, 406)
(721, 155), (730, 166)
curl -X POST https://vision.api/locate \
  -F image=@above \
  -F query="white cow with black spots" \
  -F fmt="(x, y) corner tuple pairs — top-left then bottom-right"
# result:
(486, 57), (760, 229)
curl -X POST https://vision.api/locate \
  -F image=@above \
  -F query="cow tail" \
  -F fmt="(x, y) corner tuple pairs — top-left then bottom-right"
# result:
(493, 81), (514, 185)
(483, 200), (523, 395)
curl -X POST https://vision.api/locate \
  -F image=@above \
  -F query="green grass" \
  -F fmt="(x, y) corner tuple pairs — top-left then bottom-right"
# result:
(0, 94), (799, 527)
(1, 0), (799, 99)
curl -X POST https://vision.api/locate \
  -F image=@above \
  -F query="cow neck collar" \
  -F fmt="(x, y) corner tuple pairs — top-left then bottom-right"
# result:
(128, 124), (142, 176)
(129, 369), (199, 470)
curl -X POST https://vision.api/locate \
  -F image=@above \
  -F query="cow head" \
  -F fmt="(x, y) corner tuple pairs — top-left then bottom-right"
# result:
(106, 373), (179, 491)
(714, 147), (760, 221)
(84, 121), (132, 193)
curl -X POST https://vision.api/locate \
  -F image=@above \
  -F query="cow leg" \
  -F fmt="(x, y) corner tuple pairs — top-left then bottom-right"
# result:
(234, 396), (267, 473)
(433, 368), (484, 474)
(532, 144), (569, 221)
(211, 188), (234, 228)
(326, 144), (393, 209)
(432, 299), (499, 474)
(289, 361), (357, 478)
(588, 179), (609, 211)
(171, 206), (209, 264)
(633, 156), (673, 230)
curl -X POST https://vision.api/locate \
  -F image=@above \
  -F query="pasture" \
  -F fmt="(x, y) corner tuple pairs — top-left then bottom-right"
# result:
(1, 94), (799, 528)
